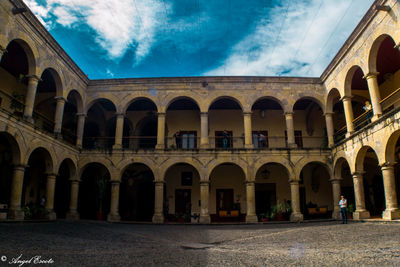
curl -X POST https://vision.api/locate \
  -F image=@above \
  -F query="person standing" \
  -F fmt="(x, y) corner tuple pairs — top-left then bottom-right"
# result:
(339, 195), (347, 224)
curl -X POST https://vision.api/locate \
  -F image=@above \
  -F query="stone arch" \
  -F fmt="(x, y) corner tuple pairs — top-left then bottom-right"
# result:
(333, 157), (351, 179)
(0, 132), (22, 165)
(38, 66), (64, 97)
(85, 96), (118, 114)
(344, 65), (367, 97)
(66, 89), (84, 114)
(24, 145), (55, 174)
(250, 96), (286, 112)
(161, 159), (204, 181)
(326, 88), (342, 113)
(254, 159), (294, 180)
(56, 157), (78, 178)
(207, 95), (244, 111)
(354, 145), (380, 173)
(2, 38), (38, 76)
(384, 129), (400, 164)
(292, 96), (325, 113)
(117, 158), (157, 179)
(165, 96), (201, 112)
(122, 96), (158, 114)
(207, 159), (248, 180)
(78, 158), (115, 179)
(294, 158), (332, 181)
(368, 33), (399, 74)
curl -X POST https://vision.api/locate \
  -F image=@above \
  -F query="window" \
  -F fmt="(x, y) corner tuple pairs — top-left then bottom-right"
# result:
(252, 131), (268, 148)
(178, 131), (197, 149)
(215, 131), (233, 148)
(285, 130), (303, 148)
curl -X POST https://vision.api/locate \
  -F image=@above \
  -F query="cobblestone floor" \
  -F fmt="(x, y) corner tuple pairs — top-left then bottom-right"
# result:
(0, 221), (399, 266)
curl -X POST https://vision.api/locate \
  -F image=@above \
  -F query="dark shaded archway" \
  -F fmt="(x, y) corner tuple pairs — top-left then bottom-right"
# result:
(54, 159), (75, 218)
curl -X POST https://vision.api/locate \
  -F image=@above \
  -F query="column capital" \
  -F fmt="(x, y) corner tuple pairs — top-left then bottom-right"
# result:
(115, 112), (125, 117)
(76, 113), (87, 117)
(340, 95), (353, 102)
(324, 112), (334, 116)
(200, 180), (210, 185)
(200, 112), (208, 116)
(157, 112), (166, 116)
(46, 173), (57, 179)
(380, 162), (396, 169)
(363, 72), (380, 80)
(289, 179), (300, 184)
(284, 112), (294, 116)
(245, 180), (255, 185)
(13, 164), (27, 171)
(25, 74), (41, 82)
(69, 177), (81, 182)
(110, 180), (121, 184)
(54, 96), (66, 102)
(352, 171), (365, 178)
(154, 180), (164, 185)
(329, 178), (342, 184)
(243, 111), (252, 116)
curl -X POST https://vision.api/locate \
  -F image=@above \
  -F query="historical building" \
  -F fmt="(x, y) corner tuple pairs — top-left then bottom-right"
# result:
(0, 0), (399, 224)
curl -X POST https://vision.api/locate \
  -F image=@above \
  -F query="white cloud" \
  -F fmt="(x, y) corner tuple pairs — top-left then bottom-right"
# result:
(205, 0), (374, 77)
(24, 0), (169, 63)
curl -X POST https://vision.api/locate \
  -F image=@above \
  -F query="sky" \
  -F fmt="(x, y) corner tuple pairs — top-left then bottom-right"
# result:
(24, 0), (375, 79)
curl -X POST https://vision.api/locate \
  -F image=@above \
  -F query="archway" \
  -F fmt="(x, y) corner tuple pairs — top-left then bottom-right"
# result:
(334, 158), (355, 215)
(251, 98), (285, 148)
(255, 163), (291, 221)
(209, 97), (243, 149)
(119, 163), (154, 221)
(327, 89), (346, 142)
(166, 98), (200, 149)
(164, 163), (200, 222)
(299, 162), (332, 219)
(385, 131), (400, 209)
(83, 99), (116, 150)
(78, 163), (111, 220)
(293, 98), (326, 148)
(54, 159), (75, 218)
(209, 163), (246, 222)
(61, 90), (82, 145)
(125, 98), (157, 149)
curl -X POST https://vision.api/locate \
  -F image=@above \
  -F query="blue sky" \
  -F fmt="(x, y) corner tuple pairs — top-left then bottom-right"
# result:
(24, 0), (374, 79)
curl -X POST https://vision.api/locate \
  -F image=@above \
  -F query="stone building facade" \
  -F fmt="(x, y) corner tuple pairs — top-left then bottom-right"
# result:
(0, 0), (399, 223)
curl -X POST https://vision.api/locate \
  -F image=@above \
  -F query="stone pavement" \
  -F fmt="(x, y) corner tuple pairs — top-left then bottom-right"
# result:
(0, 221), (399, 266)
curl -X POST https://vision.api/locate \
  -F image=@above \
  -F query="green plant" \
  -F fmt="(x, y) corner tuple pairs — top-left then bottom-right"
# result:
(347, 204), (354, 214)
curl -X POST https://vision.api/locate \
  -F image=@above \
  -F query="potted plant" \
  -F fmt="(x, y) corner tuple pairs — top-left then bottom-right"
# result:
(259, 213), (269, 222)
(275, 202), (285, 221)
(347, 203), (354, 219)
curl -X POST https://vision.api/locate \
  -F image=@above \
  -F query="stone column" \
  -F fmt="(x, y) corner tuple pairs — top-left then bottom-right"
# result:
(8, 165), (26, 220)
(23, 75), (41, 122)
(289, 180), (304, 221)
(113, 113), (125, 150)
(200, 181), (211, 223)
(76, 113), (86, 148)
(352, 172), (370, 220)
(66, 179), (80, 220)
(341, 96), (355, 135)
(107, 181), (121, 222)
(53, 97), (66, 134)
(325, 112), (335, 147)
(45, 173), (57, 220)
(245, 181), (257, 223)
(156, 112), (166, 149)
(285, 112), (296, 148)
(200, 112), (209, 148)
(243, 112), (253, 149)
(381, 164), (400, 220)
(330, 178), (342, 220)
(364, 72), (382, 121)
(152, 180), (164, 223)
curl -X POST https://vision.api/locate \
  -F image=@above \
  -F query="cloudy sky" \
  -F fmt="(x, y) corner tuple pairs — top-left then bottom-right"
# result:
(24, 0), (374, 79)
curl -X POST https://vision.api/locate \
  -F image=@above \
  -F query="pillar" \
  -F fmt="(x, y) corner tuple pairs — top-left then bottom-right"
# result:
(23, 75), (41, 122)
(45, 173), (57, 220)
(285, 112), (296, 148)
(330, 178), (342, 220)
(113, 113), (124, 149)
(53, 97), (66, 134)
(8, 165), (26, 220)
(200, 181), (211, 223)
(66, 179), (80, 220)
(107, 181), (121, 222)
(200, 112), (209, 148)
(341, 96), (355, 135)
(352, 172), (370, 220)
(325, 112), (334, 147)
(381, 164), (400, 220)
(245, 181), (257, 223)
(289, 180), (303, 221)
(243, 112), (253, 149)
(364, 72), (382, 121)
(156, 112), (166, 149)
(152, 181), (164, 223)
(76, 113), (86, 148)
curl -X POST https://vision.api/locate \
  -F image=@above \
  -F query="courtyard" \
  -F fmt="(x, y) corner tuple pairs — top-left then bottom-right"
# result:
(0, 221), (399, 266)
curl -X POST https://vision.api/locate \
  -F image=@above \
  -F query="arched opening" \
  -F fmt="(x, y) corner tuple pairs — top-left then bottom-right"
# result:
(119, 163), (154, 221)
(293, 98), (326, 148)
(164, 163), (200, 222)
(78, 163), (111, 220)
(0, 133), (21, 211)
(125, 98), (157, 149)
(385, 130), (400, 209)
(0, 40), (31, 118)
(33, 68), (60, 133)
(54, 159), (75, 219)
(83, 99), (116, 150)
(255, 163), (291, 221)
(61, 90), (82, 145)
(166, 98), (200, 149)
(251, 98), (285, 148)
(210, 163), (246, 222)
(345, 66), (372, 130)
(299, 162), (333, 219)
(209, 98), (243, 149)
(334, 158), (355, 213)
(371, 35), (400, 114)
(22, 148), (53, 220)
(327, 89), (346, 142)
(356, 147), (385, 217)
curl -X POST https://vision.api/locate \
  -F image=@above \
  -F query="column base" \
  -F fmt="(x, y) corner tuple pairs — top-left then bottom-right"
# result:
(200, 143), (210, 149)
(245, 214), (258, 223)
(155, 144), (165, 150)
(46, 211), (57, 221)
(200, 215), (211, 224)
(345, 132), (354, 138)
(382, 209), (400, 220)
(352, 210), (370, 220)
(112, 144), (122, 150)
(66, 211), (80, 220)
(371, 114), (381, 122)
(152, 213), (164, 224)
(288, 143), (298, 148)
(107, 213), (121, 222)
(244, 144), (254, 149)
(290, 212), (304, 222)
(24, 116), (34, 124)
(332, 210), (341, 220)
(8, 209), (25, 220)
